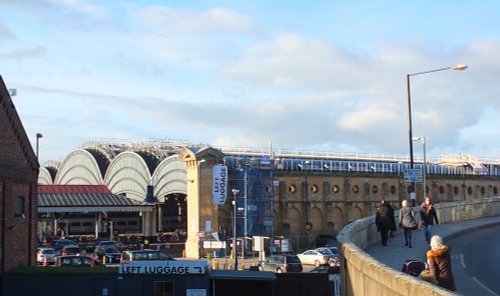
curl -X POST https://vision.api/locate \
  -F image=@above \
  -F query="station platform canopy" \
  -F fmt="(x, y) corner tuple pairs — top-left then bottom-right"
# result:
(38, 185), (153, 213)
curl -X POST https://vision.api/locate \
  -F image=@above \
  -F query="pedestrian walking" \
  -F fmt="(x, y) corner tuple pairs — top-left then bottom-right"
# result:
(375, 200), (396, 246)
(399, 200), (418, 248)
(388, 201), (397, 238)
(420, 196), (438, 242)
(426, 235), (456, 291)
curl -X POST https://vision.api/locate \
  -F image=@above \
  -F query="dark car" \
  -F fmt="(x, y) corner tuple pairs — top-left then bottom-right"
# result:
(258, 255), (303, 273)
(52, 239), (79, 252)
(324, 247), (341, 267)
(315, 235), (337, 248)
(55, 255), (98, 267)
(94, 246), (121, 264)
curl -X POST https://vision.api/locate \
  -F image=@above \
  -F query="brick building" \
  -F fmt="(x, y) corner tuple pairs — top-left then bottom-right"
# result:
(0, 76), (39, 273)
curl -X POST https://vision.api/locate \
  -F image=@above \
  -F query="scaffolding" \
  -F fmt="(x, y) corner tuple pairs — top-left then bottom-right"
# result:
(226, 156), (274, 240)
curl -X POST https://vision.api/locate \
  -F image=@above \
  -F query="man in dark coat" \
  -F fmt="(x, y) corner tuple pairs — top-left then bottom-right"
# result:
(375, 200), (395, 246)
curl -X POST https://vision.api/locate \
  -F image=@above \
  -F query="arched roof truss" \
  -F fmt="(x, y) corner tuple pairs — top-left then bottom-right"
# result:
(54, 149), (103, 185)
(104, 151), (151, 202)
(38, 167), (54, 184)
(152, 155), (187, 197)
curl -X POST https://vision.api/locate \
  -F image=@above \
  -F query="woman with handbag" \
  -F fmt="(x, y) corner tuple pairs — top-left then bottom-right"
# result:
(399, 199), (418, 248)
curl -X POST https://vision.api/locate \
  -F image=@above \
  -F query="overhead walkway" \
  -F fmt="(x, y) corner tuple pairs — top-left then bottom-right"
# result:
(336, 198), (500, 296)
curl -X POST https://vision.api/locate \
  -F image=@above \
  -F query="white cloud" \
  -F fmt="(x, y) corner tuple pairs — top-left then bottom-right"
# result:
(4, 1), (500, 163)
(131, 5), (260, 35)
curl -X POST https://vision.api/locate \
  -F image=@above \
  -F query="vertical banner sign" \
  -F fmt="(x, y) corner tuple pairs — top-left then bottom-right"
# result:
(212, 165), (228, 205)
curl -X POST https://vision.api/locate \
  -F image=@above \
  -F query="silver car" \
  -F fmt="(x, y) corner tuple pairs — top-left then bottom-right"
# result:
(37, 247), (57, 265)
(297, 248), (335, 267)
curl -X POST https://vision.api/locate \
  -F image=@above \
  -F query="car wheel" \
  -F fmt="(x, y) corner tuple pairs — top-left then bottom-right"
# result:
(314, 260), (321, 267)
(258, 265), (264, 271)
(276, 268), (283, 273)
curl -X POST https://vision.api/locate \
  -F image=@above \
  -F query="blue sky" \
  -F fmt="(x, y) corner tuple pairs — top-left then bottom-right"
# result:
(2, 0), (500, 164)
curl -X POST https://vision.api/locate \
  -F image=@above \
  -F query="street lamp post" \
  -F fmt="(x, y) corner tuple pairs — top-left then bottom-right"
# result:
(35, 133), (43, 161)
(298, 160), (311, 248)
(406, 64), (467, 206)
(413, 136), (427, 201)
(231, 188), (240, 270)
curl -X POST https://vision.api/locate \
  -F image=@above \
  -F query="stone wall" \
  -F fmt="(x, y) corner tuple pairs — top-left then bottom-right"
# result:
(336, 197), (500, 296)
(273, 171), (500, 241)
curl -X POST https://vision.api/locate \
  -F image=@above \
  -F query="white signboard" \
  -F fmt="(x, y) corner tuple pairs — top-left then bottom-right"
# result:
(119, 260), (208, 275)
(212, 165), (228, 205)
(281, 239), (290, 252)
(203, 240), (226, 249)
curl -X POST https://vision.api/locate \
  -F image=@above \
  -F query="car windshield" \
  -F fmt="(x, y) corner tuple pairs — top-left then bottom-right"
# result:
(328, 248), (339, 255)
(133, 251), (172, 260)
(99, 241), (121, 246)
(61, 257), (90, 266)
(42, 249), (56, 254)
(103, 247), (120, 253)
(317, 249), (333, 255)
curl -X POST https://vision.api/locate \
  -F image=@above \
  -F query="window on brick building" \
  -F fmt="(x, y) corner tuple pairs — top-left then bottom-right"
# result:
(15, 196), (26, 218)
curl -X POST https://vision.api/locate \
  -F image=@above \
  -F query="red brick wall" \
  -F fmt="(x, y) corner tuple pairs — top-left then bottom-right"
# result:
(0, 76), (39, 272)
(0, 181), (38, 271)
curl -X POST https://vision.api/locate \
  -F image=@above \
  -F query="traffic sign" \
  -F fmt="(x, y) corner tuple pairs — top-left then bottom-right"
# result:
(405, 169), (422, 176)
(404, 175), (423, 183)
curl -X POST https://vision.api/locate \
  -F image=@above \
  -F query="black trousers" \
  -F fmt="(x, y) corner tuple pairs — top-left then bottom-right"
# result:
(404, 228), (413, 246)
(380, 228), (389, 245)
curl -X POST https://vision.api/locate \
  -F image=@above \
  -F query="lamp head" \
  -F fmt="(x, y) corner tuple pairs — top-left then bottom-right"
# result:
(36, 133), (43, 139)
(232, 189), (240, 195)
(451, 64), (468, 71)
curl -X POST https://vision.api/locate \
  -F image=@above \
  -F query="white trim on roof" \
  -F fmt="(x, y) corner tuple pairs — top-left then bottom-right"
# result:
(38, 206), (153, 213)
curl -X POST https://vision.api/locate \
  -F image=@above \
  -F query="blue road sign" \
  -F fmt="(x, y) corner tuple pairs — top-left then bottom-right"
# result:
(405, 169), (422, 176)
(404, 175), (423, 183)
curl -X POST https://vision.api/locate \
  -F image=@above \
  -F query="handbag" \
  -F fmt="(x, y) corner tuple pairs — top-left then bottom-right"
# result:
(409, 218), (418, 230)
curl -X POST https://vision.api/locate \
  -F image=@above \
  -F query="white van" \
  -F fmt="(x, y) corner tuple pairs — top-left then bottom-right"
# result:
(120, 250), (175, 264)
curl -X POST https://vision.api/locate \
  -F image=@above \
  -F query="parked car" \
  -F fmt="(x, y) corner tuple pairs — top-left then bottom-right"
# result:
(258, 255), (303, 273)
(93, 246), (121, 264)
(55, 255), (99, 267)
(95, 240), (130, 252)
(61, 245), (83, 256)
(297, 248), (335, 267)
(324, 247), (341, 267)
(51, 239), (79, 252)
(36, 247), (57, 265)
(120, 250), (175, 264)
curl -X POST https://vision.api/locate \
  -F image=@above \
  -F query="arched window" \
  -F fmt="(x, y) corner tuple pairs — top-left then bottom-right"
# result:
(15, 196), (25, 218)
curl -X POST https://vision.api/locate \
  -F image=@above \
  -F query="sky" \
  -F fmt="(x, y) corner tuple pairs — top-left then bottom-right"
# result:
(2, 0), (500, 165)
